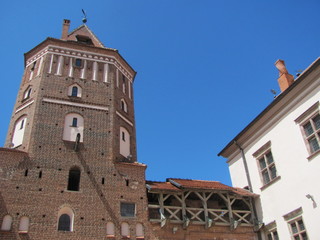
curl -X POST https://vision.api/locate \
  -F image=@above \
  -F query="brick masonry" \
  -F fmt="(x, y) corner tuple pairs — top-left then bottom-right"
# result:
(0, 21), (257, 240)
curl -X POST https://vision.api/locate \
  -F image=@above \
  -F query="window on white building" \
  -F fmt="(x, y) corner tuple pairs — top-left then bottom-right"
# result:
(1, 215), (13, 231)
(120, 203), (135, 217)
(302, 114), (320, 154)
(288, 218), (308, 240)
(253, 142), (279, 187)
(295, 102), (320, 156)
(258, 150), (277, 185)
(266, 230), (279, 240)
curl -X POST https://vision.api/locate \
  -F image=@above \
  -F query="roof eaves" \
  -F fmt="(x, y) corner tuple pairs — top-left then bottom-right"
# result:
(218, 57), (320, 158)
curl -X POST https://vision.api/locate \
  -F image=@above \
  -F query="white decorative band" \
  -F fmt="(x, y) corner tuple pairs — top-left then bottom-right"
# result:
(46, 45), (133, 81)
(43, 98), (108, 111)
(116, 111), (133, 126)
(15, 100), (35, 113)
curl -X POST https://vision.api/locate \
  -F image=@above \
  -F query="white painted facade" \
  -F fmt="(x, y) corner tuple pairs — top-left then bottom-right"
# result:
(219, 58), (320, 240)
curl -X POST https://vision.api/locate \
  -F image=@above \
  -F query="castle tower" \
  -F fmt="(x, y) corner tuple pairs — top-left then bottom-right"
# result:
(1, 19), (150, 239)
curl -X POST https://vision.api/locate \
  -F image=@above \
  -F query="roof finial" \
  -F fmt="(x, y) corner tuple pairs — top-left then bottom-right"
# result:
(82, 9), (87, 24)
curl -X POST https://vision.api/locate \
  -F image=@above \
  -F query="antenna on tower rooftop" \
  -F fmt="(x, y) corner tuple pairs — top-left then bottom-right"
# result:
(82, 9), (87, 24)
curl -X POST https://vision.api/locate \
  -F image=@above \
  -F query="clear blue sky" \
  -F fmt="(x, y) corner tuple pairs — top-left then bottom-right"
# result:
(1, 0), (319, 185)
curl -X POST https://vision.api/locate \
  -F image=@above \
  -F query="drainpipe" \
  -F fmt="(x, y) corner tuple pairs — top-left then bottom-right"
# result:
(234, 141), (262, 240)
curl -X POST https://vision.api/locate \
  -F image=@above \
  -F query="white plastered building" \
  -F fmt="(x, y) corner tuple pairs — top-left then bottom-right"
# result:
(218, 58), (320, 240)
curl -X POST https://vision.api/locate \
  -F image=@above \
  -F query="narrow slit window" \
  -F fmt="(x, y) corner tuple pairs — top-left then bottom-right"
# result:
(24, 169), (28, 177)
(20, 120), (25, 130)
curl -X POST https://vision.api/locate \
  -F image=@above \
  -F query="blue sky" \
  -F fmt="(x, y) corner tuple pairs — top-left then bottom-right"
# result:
(1, 0), (319, 185)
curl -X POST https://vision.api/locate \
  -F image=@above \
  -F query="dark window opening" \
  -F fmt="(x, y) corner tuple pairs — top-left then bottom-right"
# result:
(72, 118), (78, 127)
(67, 168), (81, 191)
(24, 169), (28, 177)
(58, 214), (71, 231)
(76, 35), (93, 45)
(39, 171), (42, 179)
(126, 179), (129, 186)
(102, 178), (105, 185)
(120, 203), (135, 217)
(20, 119), (25, 129)
(122, 131), (126, 141)
(75, 59), (82, 67)
(71, 86), (78, 97)
(31, 61), (36, 71)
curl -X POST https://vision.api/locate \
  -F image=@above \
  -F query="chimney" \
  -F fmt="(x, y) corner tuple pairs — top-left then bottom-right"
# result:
(61, 19), (71, 40)
(275, 59), (294, 92)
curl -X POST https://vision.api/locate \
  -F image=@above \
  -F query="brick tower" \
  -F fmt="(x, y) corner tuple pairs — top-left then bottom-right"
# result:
(1, 19), (150, 239)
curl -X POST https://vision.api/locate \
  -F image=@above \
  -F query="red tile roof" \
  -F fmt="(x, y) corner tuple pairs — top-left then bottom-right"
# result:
(146, 181), (181, 192)
(146, 178), (257, 197)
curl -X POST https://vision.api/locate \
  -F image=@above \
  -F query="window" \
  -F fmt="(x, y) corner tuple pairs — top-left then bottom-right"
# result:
(122, 75), (126, 93)
(18, 216), (29, 233)
(1, 215), (13, 231)
(72, 118), (78, 127)
(76, 35), (93, 45)
(136, 223), (144, 239)
(302, 114), (320, 154)
(289, 218), (308, 240)
(121, 222), (130, 238)
(75, 58), (82, 67)
(23, 87), (32, 100)
(295, 102), (320, 156)
(57, 207), (74, 232)
(106, 222), (115, 237)
(67, 167), (81, 191)
(68, 84), (82, 97)
(71, 86), (78, 97)
(12, 116), (27, 147)
(63, 113), (84, 142)
(121, 99), (128, 113)
(267, 230), (279, 240)
(120, 127), (130, 157)
(258, 150), (277, 185)
(121, 203), (135, 217)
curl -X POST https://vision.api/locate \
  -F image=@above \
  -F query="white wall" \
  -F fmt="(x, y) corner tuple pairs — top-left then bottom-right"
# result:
(228, 74), (320, 239)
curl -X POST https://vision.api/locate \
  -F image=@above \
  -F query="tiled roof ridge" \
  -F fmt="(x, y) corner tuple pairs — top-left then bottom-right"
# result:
(167, 177), (221, 183)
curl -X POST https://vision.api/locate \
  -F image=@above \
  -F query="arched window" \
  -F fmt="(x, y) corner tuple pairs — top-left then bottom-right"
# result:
(71, 86), (78, 97)
(121, 222), (130, 238)
(1, 215), (13, 231)
(136, 223), (144, 239)
(120, 127), (130, 158)
(67, 167), (81, 191)
(68, 84), (82, 97)
(63, 113), (84, 142)
(106, 222), (115, 237)
(18, 216), (29, 233)
(121, 99), (128, 113)
(58, 214), (70, 231)
(12, 116), (27, 147)
(57, 207), (74, 232)
(23, 87), (32, 100)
